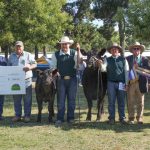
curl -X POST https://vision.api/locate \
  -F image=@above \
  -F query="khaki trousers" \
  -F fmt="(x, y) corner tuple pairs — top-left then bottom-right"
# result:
(127, 81), (144, 122)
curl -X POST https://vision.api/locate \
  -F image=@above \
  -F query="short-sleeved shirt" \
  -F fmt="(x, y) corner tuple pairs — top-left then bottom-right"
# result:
(8, 51), (37, 87)
(51, 49), (80, 70)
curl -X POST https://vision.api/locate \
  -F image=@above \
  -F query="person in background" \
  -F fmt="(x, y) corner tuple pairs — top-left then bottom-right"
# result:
(8, 41), (37, 122)
(51, 36), (82, 126)
(78, 58), (86, 86)
(126, 42), (149, 124)
(0, 56), (7, 121)
(99, 43), (129, 125)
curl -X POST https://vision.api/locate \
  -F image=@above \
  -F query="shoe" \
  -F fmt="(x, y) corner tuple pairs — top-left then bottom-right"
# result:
(24, 117), (30, 123)
(128, 120), (134, 124)
(12, 116), (21, 122)
(68, 119), (75, 124)
(79, 83), (83, 87)
(120, 119), (128, 125)
(137, 121), (143, 124)
(55, 120), (62, 127)
(108, 119), (115, 125)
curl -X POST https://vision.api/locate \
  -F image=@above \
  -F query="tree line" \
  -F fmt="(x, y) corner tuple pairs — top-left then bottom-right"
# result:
(0, 0), (150, 58)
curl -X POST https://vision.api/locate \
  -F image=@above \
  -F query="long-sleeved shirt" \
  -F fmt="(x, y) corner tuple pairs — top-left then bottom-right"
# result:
(101, 55), (129, 85)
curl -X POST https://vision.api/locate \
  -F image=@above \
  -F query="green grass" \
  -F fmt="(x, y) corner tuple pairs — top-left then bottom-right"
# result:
(0, 87), (150, 150)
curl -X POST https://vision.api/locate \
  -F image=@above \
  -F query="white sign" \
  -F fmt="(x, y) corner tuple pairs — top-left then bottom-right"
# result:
(0, 66), (26, 95)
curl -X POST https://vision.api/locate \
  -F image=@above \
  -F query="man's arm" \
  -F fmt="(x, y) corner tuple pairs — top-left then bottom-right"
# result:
(23, 53), (37, 72)
(74, 43), (83, 69)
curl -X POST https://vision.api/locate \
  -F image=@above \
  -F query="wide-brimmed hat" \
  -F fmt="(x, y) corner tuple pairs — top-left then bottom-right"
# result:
(58, 36), (74, 44)
(15, 41), (24, 47)
(107, 43), (123, 53)
(128, 42), (145, 53)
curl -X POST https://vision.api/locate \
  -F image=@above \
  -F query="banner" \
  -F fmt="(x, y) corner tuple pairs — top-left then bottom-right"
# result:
(0, 66), (26, 95)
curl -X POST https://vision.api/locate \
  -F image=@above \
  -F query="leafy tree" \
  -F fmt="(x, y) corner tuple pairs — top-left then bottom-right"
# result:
(93, 0), (129, 49)
(64, 0), (107, 50)
(127, 0), (150, 45)
(0, 0), (72, 58)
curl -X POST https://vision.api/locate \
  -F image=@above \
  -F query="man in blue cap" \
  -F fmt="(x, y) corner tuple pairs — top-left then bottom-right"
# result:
(8, 41), (37, 122)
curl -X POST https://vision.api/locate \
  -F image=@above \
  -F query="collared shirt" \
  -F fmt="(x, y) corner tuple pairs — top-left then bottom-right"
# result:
(101, 55), (129, 84)
(134, 54), (142, 65)
(51, 49), (81, 69)
(8, 51), (37, 87)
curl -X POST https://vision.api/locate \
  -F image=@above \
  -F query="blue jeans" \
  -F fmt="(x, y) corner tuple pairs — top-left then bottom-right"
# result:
(57, 77), (77, 122)
(107, 81), (126, 121)
(0, 95), (4, 117)
(13, 85), (32, 117)
(78, 70), (84, 84)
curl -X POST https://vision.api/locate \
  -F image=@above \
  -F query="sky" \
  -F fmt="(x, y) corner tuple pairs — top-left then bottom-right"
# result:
(67, 0), (118, 31)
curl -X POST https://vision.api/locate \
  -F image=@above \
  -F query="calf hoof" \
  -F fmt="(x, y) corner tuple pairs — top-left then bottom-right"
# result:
(96, 118), (101, 122)
(37, 118), (41, 123)
(37, 119), (41, 123)
(86, 117), (91, 121)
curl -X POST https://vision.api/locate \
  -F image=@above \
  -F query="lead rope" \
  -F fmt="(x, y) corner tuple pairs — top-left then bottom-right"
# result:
(97, 65), (104, 115)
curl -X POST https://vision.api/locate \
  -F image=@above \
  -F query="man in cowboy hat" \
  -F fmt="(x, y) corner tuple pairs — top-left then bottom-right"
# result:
(51, 36), (82, 126)
(126, 42), (149, 124)
(99, 43), (129, 124)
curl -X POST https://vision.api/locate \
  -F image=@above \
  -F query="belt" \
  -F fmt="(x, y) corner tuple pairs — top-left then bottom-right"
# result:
(129, 78), (139, 84)
(61, 76), (71, 80)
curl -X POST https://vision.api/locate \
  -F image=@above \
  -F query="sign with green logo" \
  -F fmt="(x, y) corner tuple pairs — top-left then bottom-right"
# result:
(0, 66), (26, 95)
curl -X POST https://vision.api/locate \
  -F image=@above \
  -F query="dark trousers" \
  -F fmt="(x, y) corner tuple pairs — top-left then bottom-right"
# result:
(107, 81), (126, 121)
(57, 77), (77, 122)
(0, 95), (4, 117)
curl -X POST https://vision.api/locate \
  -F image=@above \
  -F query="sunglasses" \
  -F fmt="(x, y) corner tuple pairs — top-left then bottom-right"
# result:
(133, 47), (140, 50)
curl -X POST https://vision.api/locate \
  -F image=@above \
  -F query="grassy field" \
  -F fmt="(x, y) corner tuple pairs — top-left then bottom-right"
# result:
(0, 87), (150, 150)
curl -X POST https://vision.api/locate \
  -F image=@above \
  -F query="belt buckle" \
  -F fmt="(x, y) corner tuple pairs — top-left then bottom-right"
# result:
(64, 76), (70, 80)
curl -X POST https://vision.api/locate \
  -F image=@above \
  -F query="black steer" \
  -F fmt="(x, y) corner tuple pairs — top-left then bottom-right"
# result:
(82, 49), (107, 121)
(35, 69), (58, 123)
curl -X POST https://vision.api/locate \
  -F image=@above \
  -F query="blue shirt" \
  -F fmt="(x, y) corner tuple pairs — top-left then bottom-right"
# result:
(0, 56), (7, 66)
(8, 51), (37, 87)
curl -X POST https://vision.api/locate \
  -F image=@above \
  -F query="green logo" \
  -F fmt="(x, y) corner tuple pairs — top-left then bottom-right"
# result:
(11, 84), (21, 91)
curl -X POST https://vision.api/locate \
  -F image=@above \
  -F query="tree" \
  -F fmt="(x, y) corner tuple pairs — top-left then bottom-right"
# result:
(0, 0), (72, 58)
(127, 0), (150, 45)
(93, 0), (129, 48)
(64, 0), (107, 50)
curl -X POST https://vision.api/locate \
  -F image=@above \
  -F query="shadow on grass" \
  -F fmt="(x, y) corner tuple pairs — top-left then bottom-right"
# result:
(0, 113), (150, 134)
(1, 92), (150, 133)
(60, 121), (150, 133)
(0, 114), (53, 128)
(143, 112), (150, 116)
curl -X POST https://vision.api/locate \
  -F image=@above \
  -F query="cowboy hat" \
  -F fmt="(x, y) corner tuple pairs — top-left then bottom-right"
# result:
(107, 43), (123, 53)
(58, 36), (74, 44)
(128, 42), (145, 53)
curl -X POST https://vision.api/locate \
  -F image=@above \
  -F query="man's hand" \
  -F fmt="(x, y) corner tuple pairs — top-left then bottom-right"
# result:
(76, 43), (80, 51)
(23, 64), (31, 72)
(134, 63), (138, 69)
(96, 59), (103, 67)
(125, 85), (128, 91)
